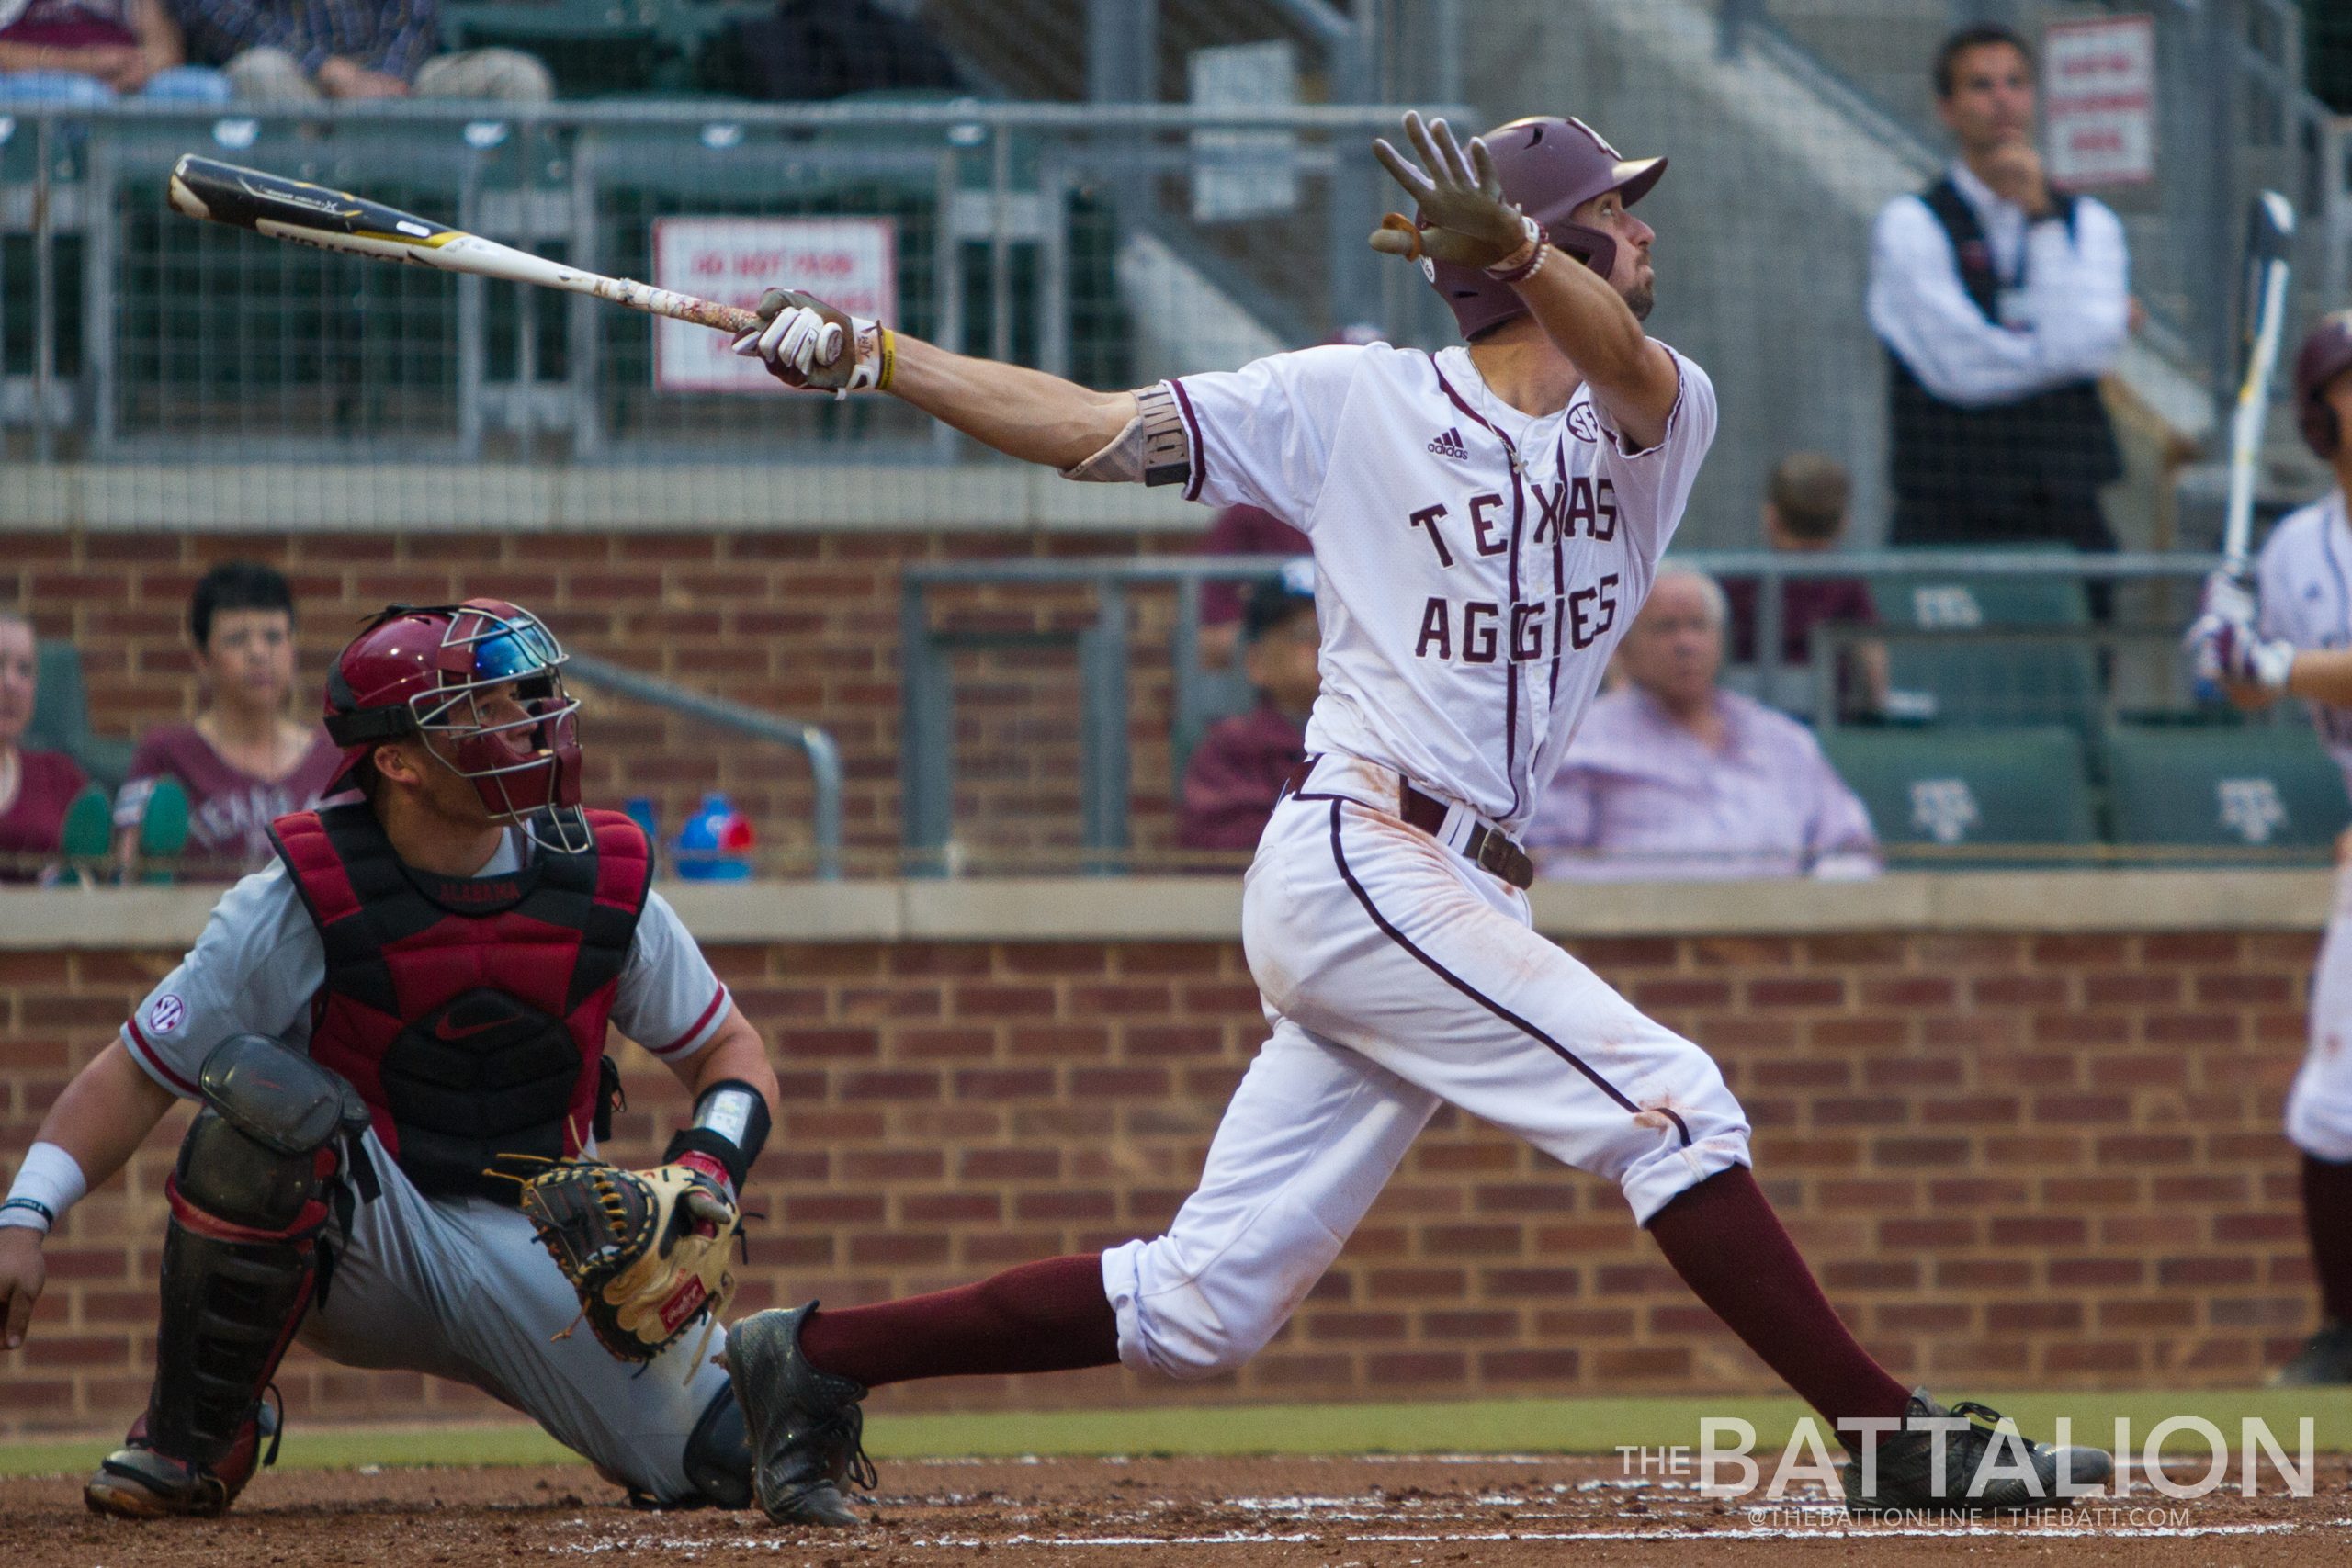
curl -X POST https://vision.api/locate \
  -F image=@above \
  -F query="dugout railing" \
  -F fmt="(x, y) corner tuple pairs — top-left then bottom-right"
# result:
(897, 550), (2294, 872)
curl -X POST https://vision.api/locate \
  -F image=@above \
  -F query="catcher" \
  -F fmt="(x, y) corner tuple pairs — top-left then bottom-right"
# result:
(0, 600), (779, 1516)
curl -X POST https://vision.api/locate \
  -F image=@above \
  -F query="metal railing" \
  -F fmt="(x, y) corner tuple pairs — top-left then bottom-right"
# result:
(898, 549), (2229, 864)
(0, 98), (1462, 475)
(564, 650), (843, 878)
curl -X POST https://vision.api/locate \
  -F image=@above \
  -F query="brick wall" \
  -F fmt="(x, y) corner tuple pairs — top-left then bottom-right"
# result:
(0, 923), (2318, 1438)
(1, 527), (1211, 871)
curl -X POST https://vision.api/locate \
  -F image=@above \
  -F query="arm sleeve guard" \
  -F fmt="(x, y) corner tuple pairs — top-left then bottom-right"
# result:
(1058, 383), (1192, 487)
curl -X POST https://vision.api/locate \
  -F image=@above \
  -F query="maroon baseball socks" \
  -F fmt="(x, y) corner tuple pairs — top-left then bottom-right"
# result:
(2301, 1154), (2352, 1325)
(795, 1253), (1120, 1388)
(1645, 1166), (1914, 1437)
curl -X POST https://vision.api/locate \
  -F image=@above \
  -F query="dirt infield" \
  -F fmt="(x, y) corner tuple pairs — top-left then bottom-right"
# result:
(8, 1455), (2352, 1566)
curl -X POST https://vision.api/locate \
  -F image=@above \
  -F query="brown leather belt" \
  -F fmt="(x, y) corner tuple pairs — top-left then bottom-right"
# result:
(1282, 757), (1535, 890)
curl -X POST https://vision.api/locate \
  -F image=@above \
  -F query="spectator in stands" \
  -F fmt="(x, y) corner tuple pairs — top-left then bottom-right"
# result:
(173, 0), (551, 103)
(1530, 568), (1879, 882)
(1867, 24), (2128, 560)
(1177, 561), (1317, 855)
(115, 561), (343, 877)
(0, 613), (90, 884)
(1724, 452), (1888, 714)
(1197, 503), (1310, 671)
(0, 0), (230, 104)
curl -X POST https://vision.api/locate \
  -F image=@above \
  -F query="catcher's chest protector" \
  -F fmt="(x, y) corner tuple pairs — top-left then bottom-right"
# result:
(269, 802), (651, 1202)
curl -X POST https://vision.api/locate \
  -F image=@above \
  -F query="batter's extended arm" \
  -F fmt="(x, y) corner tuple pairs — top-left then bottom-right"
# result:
(732, 290), (1136, 471)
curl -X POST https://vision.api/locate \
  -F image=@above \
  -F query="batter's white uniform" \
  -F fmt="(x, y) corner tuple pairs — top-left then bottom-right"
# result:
(118, 829), (736, 1500)
(1101, 341), (1751, 1381)
(2256, 492), (2352, 1161)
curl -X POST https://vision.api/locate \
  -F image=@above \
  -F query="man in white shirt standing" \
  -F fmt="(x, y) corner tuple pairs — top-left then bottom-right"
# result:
(1867, 24), (2130, 563)
(719, 111), (2107, 1525)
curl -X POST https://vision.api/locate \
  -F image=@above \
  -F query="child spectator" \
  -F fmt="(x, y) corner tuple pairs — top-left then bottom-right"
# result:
(0, 613), (90, 883)
(115, 561), (343, 876)
(1197, 504), (1311, 671)
(1724, 452), (1888, 713)
(1178, 560), (1318, 854)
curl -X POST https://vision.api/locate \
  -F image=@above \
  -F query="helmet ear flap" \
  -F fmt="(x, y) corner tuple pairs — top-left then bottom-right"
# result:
(2305, 396), (2342, 461)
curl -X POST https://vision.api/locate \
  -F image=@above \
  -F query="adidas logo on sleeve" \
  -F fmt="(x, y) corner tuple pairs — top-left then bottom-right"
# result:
(1426, 427), (1468, 460)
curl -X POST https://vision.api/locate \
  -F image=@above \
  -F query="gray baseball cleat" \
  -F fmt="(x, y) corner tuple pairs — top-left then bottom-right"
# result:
(1842, 1391), (2111, 1515)
(2271, 1320), (2352, 1386)
(723, 1303), (876, 1527)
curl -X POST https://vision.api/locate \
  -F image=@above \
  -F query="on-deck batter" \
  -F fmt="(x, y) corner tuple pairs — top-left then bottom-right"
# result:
(718, 111), (2108, 1522)
(2188, 310), (2352, 1385)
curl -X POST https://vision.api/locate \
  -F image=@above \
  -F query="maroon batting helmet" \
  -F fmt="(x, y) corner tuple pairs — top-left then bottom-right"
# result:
(1419, 116), (1666, 342)
(2296, 310), (2352, 459)
(323, 599), (586, 849)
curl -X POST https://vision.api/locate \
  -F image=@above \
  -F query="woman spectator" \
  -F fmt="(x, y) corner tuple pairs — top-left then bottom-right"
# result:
(114, 561), (342, 877)
(0, 613), (90, 883)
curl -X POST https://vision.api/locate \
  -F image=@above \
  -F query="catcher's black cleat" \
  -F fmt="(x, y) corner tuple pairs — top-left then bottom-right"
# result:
(725, 1303), (876, 1527)
(85, 1405), (278, 1520)
(2272, 1319), (2352, 1386)
(1841, 1391), (2110, 1515)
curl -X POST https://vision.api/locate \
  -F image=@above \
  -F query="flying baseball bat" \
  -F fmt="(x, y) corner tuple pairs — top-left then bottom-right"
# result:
(2222, 190), (2296, 581)
(165, 154), (840, 361)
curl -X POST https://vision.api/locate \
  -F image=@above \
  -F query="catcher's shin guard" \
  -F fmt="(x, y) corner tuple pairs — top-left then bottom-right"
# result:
(94, 1035), (368, 1515)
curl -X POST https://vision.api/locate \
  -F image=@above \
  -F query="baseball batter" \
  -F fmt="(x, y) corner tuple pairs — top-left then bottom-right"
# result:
(2188, 310), (2352, 1385)
(718, 113), (2107, 1520)
(0, 601), (781, 1514)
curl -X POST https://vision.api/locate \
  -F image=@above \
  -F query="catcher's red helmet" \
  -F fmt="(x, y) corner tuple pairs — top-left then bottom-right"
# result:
(2296, 310), (2352, 459)
(1419, 116), (1665, 342)
(323, 599), (585, 848)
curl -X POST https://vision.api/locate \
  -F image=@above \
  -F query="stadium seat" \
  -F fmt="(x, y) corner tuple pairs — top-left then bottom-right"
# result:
(27, 640), (132, 796)
(1821, 725), (2096, 852)
(2102, 720), (2346, 851)
(1873, 546), (2102, 734)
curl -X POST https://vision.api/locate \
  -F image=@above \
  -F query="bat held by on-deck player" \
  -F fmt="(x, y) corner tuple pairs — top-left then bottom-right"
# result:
(164, 154), (843, 363)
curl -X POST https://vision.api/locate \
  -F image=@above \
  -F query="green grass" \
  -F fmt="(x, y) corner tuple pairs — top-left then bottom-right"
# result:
(6, 1390), (2348, 1478)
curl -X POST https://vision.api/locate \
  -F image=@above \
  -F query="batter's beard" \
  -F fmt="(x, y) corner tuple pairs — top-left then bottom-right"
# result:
(1625, 279), (1655, 321)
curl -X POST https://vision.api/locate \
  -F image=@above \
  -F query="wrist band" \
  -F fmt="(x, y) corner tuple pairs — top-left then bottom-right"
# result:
(1485, 216), (1548, 282)
(875, 327), (897, 392)
(662, 1080), (772, 1193)
(3, 1141), (89, 1235)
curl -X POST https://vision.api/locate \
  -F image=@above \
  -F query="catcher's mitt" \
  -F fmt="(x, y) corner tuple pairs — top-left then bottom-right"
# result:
(513, 1158), (742, 1371)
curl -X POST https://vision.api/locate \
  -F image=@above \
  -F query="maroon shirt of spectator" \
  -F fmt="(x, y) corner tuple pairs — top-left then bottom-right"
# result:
(1199, 505), (1310, 627)
(1178, 700), (1308, 852)
(115, 722), (344, 874)
(0, 751), (91, 880)
(1724, 576), (1877, 667)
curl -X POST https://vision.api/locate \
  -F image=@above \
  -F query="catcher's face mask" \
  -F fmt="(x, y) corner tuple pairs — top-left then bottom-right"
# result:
(327, 600), (589, 853)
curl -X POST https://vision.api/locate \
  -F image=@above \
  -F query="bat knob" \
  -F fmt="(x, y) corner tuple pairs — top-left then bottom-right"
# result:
(818, 323), (845, 366)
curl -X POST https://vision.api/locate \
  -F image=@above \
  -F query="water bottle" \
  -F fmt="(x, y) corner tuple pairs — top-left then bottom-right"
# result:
(673, 793), (755, 881)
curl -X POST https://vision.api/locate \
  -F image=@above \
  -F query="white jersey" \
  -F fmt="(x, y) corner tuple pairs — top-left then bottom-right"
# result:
(2256, 491), (2352, 790)
(1169, 341), (1716, 833)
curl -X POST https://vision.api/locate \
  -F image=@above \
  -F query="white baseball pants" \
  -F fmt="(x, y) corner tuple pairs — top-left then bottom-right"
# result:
(2290, 868), (2352, 1161)
(1103, 755), (1751, 1382)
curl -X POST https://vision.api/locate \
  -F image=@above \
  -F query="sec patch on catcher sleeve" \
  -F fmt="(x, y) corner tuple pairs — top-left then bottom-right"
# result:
(146, 994), (187, 1034)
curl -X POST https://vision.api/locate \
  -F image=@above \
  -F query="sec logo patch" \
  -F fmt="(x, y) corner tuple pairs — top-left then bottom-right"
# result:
(1566, 402), (1601, 444)
(148, 994), (186, 1034)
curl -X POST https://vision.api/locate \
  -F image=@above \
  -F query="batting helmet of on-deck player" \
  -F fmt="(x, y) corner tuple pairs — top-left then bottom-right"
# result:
(322, 599), (588, 850)
(1419, 116), (1666, 342)
(2295, 310), (2352, 460)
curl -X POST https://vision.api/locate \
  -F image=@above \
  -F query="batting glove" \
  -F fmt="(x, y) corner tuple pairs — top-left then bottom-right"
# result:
(2198, 570), (2257, 628)
(2187, 612), (2295, 693)
(730, 288), (895, 395)
(1369, 112), (1534, 272)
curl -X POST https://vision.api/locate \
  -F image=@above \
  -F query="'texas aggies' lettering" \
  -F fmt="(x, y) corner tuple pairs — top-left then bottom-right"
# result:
(1413, 574), (1621, 664)
(1406, 480), (1618, 567)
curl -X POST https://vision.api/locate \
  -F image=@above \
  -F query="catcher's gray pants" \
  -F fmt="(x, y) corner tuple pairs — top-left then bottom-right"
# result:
(297, 1129), (730, 1501)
